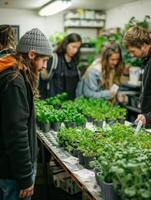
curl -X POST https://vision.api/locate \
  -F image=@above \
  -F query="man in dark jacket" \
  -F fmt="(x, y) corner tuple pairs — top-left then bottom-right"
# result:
(0, 26), (52, 199)
(123, 25), (151, 125)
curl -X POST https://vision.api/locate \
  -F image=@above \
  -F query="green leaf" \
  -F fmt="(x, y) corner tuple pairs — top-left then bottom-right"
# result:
(124, 187), (136, 197)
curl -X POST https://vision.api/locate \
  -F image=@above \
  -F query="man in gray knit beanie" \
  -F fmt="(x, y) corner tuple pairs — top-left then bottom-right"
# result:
(17, 28), (52, 56)
(0, 27), (51, 200)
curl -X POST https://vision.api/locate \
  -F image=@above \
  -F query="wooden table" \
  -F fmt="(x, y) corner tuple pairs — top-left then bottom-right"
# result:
(37, 129), (102, 200)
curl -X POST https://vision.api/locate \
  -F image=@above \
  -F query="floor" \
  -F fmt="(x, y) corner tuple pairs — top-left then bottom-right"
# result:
(32, 161), (82, 200)
(32, 184), (82, 200)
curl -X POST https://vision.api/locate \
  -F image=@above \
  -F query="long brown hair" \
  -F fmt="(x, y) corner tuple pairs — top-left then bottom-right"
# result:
(11, 53), (40, 96)
(101, 44), (122, 89)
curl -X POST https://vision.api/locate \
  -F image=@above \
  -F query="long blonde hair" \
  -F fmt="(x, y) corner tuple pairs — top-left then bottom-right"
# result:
(10, 53), (40, 97)
(101, 44), (122, 89)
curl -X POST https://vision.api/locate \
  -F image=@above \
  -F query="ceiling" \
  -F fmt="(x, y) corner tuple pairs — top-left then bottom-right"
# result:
(0, 0), (138, 11)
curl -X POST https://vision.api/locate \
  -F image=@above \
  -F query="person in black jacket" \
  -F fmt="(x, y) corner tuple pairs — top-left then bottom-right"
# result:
(123, 25), (151, 125)
(0, 26), (51, 200)
(39, 33), (82, 100)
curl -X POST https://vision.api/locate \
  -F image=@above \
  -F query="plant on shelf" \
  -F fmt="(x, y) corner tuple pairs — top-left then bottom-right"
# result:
(49, 32), (67, 47)
(124, 15), (151, 32)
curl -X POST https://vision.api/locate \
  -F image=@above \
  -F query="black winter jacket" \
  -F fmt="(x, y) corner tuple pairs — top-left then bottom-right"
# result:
(39, 53), (79, 100)
(140, 48), (151, 122)
(0, 68), (37, 189)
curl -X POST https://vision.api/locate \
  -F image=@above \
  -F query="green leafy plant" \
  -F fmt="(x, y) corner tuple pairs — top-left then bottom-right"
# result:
(124, 15), (151, 32)
(49, 32), (67, 46)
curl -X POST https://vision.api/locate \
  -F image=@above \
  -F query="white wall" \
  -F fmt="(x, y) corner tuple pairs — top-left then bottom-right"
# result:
(0, 8), (101, 40)
(106, 0), (151, 29)
(1, 0), (151, 40)
(0, 8), (64, 38)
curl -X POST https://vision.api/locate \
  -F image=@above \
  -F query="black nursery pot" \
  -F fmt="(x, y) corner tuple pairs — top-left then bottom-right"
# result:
(71, 148), (79, 157)
(118, 118), (125, 124)
(53, 104), (61, 110)
(65, 121), (76, 128)
(106, 119), (116, 126)
(78, 151), (85, 165)
(84, 156), (94, 169)
(100, 181), (120, 200)
(94, 120), (104, 128)
(40, 122), (50, 133)
(86, 116), (94, 122)
(36, 121), (42, 129)
(77, 121), (86, 128)
(51, 122), (61, 131)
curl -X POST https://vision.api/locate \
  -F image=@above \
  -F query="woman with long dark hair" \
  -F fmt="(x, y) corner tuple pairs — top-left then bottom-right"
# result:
(39, 33), (82, 99)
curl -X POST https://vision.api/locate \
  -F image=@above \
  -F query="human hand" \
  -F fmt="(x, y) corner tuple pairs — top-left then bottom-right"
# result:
(117, 93), (128, 103)
(110, 90), (116, 97)
(110, 84), (119, 95)
(135, 114), (146, 125)
(19, 185), (34, 199)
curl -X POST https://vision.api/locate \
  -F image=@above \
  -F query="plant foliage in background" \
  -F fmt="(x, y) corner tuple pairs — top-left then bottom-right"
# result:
(48, 16), (150, 68)
(124, 15), (151, 32)
(49, 32), (67, 47)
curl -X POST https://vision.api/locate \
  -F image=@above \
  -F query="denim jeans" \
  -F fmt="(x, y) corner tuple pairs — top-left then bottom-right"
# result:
(0, 179), (31, 200)
(0, 179), (17, 200)
(0, 163), (37, 200)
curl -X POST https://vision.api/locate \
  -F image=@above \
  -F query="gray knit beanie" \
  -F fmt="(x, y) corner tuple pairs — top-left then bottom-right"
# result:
(16, 28), (52, 56)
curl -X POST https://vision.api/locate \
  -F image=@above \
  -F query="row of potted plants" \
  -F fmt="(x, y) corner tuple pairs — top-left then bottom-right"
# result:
(35, 98), (86, 132)
(57, 123), (151, 200)
(35, 94), (127, 132)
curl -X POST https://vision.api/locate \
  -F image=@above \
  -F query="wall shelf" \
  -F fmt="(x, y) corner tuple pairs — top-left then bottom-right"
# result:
(64, 9), (106, 35)
(64, 26), (104, 29)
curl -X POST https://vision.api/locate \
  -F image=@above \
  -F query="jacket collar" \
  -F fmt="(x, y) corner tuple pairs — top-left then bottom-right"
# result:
(0, 48), (16, 58)
(0, 53), (17, 73)
(142, 47), (151, 64)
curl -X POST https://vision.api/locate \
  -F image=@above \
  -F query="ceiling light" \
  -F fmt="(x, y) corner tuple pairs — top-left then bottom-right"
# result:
(39, 0), (72, 16)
